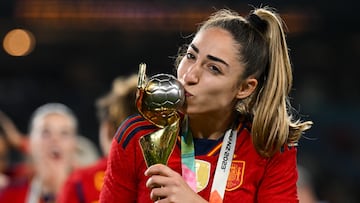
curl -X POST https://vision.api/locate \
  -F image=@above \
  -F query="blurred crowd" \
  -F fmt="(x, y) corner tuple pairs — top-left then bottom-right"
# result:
(0, 74), (138, 203)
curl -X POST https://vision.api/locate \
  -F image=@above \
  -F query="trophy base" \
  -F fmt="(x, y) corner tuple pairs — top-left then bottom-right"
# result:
(139, 117), (179, 167)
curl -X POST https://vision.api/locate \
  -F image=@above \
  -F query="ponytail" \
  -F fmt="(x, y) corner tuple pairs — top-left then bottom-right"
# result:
(250, 7), (312, 157)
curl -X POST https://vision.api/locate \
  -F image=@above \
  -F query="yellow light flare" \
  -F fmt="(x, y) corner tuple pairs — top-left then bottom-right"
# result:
(3, 29), (36, 56)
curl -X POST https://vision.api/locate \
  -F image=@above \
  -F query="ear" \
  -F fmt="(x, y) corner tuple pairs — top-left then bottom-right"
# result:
(236, 78), (258, 99)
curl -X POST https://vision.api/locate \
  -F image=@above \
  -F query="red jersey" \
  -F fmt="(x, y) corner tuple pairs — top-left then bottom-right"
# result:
(57, 157), (108, 203)
(0, 177), (54, 203)
(100, 115), (299, 203)
(0, 177), (29, 203)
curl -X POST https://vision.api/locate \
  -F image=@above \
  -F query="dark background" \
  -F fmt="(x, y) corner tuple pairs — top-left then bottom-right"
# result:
(1, 1), (359, 202)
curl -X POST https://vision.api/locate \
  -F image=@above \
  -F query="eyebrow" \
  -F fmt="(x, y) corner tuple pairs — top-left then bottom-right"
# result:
(190, 44), (229, 67)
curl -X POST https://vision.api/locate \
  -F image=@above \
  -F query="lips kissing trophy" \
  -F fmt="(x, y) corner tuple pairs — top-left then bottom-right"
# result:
(136, 63), (185, 167)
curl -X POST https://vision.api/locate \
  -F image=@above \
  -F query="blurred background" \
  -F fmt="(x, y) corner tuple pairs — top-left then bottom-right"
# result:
(0, 0), (359, 202)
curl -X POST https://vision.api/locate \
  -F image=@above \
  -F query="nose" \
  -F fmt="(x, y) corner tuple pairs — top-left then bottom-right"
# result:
(49, 133), (59, 143)
(182, 63), (200, 85)
(48, 131), (65, 143)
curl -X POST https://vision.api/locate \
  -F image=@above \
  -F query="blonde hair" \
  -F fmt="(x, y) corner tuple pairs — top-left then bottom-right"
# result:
(178, 7), (312, 157)
(29, 103), (78, 134)
(95, 74), (138, 133)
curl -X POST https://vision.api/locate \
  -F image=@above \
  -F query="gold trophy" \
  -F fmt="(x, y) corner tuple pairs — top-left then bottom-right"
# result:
(136, 63), (185, 167)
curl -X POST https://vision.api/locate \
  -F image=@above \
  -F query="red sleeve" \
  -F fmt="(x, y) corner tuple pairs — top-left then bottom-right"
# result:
(56, 172), (82, 203)
(99, 115), (157, 203)
(257, 145), (299, 203)
(99, 137), (137, 202)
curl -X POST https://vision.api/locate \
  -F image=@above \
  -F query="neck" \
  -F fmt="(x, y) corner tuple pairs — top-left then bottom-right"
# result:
(188, 111), (236, 140)
(32, 175), (56, 195)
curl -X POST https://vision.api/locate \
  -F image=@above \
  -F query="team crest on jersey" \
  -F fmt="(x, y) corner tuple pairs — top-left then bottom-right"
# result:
(94, 171), (105, 191)
(195, 159), (210, 192)
(226, 160), (245, 191)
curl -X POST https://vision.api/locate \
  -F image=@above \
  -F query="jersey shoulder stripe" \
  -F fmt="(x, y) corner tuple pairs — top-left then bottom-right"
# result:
(122, 124), (158, 149)
(114, 114), (158, 149)
(114, 114), (143, 142)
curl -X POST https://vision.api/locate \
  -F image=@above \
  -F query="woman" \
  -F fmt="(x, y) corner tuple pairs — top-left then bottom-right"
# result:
(57, 74), (138, 203)
(0, 103), (78, 203)
(100, 7), (312, 203)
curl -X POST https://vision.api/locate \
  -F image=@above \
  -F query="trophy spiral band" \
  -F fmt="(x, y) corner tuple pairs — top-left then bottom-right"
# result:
(136, 63), (185, 167)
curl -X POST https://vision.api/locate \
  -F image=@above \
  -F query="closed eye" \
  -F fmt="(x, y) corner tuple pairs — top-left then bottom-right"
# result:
(209, 64), (222, 74)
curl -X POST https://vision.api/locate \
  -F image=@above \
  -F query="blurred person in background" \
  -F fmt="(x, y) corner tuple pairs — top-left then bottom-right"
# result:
(0, 109), (99, 181)
(297, 165), (321, 203)
(0, 111), (29, 155)
(0, 133), (10, 189)
(0, 103), (79, 203)
(57, 74), (138, 203)
(0, 111), (33, 191)
(73, 135), (100, 169)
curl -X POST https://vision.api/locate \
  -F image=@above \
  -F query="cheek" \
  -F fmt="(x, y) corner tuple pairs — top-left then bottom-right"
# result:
(30, 136), (46, 150)
(210, 83), (239, 102)
(30, 141), (46, 161)
(56, 133), (75, 148)
(63, 142), (76, 159)
(64, 136), (76, 148)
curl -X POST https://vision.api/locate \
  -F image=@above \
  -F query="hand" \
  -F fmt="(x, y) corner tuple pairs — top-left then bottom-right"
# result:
(0, 110), (26, 149)
(144, 164), (207, 203)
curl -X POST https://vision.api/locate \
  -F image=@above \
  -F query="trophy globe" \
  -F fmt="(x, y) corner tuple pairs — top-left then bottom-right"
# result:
(136, 63), (185, 167)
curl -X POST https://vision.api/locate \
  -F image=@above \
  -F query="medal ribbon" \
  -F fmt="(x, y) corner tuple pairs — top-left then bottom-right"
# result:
(26, 177), (41, 203)
(181, 116), (239, 202)
(180, 116), (197, 192)
(209, 127), (237, 203)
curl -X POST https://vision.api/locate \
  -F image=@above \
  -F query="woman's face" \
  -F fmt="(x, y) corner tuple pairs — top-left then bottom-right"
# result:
(177, 27), (245, 116)
(30, 113), (77, 168)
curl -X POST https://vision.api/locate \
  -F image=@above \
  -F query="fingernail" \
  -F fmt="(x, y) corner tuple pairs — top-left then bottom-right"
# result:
(144, 168), (148, 176)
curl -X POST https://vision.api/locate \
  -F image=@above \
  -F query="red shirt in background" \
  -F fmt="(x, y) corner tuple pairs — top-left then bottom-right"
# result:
(57, 157), (108, 203)
(0, 177), (54, 203)
(0, 177), (30, 203)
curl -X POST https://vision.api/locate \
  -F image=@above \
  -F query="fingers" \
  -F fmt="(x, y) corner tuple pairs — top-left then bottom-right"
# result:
(144, 164), (174, 177)
(145, 164), (179, 189)
(145, 164), (188, 202)
(145, 164), (175, 201)
(147, 176), (176, 192)
(149, 186), (166, 202)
